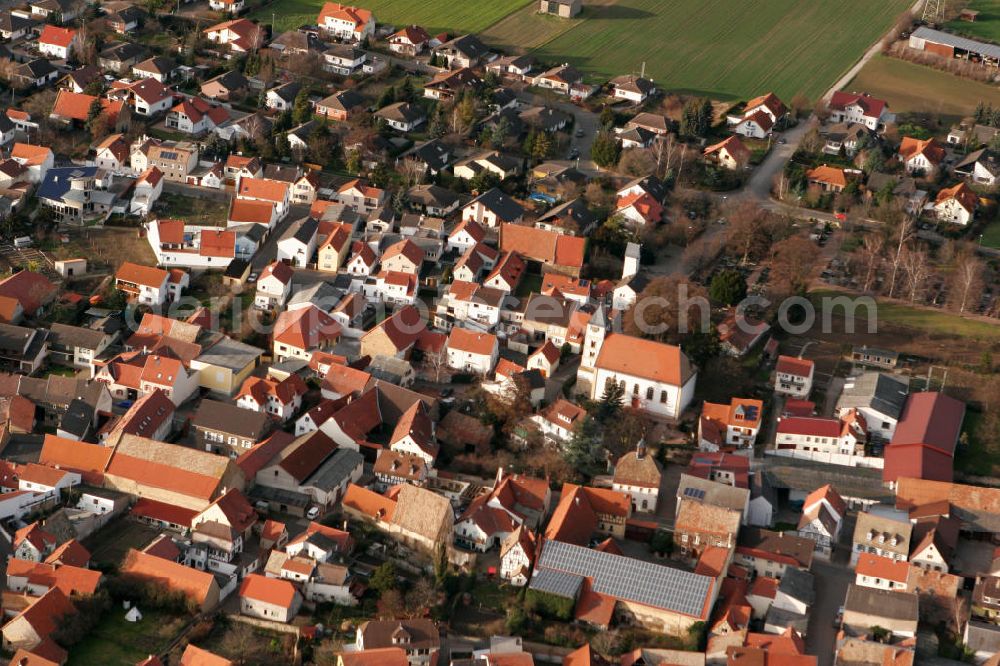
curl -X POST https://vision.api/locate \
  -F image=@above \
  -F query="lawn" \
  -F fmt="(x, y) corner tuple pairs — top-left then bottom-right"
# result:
(846, 54), (1000, 123)
(981, 219), (1000, 249)
(954, 410), (1000, 477)
(528, 0), (914, 100)
(67, 608), (188, 666)
(810, 289), (1000, 342)
(155, 192), (230, 227)
(251, 0), (532, 35)
(945, 0), (1000, 43)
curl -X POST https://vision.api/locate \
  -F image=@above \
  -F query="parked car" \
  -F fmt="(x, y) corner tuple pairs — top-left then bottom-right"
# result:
(306, 506), (320, 519)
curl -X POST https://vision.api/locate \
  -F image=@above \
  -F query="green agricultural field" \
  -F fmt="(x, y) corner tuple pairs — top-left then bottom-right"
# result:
(527, 0), (914, 100)
(945, 0), (1000, 43)
(846, 54), (1000, 123)
(252, 0), (532, 35)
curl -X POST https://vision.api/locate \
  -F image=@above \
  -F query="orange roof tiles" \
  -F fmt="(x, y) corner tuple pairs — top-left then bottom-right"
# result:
(899, 137), (945, 166)
(595, 333), (694, 385)
(116, 261), (168, 288)
(343, 483), (396, 521)
(775, 355), (813, 377)
(179, 644), (234, 666)
(273, 305), (342, 350)
(239, 573), (297, 608)
(806, 165), (847, 188)
(39, 25), (76, 48)
(238, 177), (289, 203)
(198, 229), (236, 258)
(11, 143), (52, 166)
(228, 197), (275, 224)
(499, 223), (586, 270)
(318, 2), (372, 28)
(122, 549), (217, 606)
(856, 552), (910, 583)
(936, 181), (978, 213)
(0, 270), (56, 316)
(447, 327), (496, 356)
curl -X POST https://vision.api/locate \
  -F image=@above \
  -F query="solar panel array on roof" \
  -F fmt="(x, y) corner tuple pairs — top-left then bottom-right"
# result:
(744, 406), (759, 420)
(528, 567), (583, 599)
(160, 151), (178, 160)
(536, 539), (713, 617)
(683, 487), (706, 500)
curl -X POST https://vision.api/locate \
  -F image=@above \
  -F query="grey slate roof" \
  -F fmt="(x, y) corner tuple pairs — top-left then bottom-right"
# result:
(192, 399), (269, 438)
(196, 336), (263, 371)
(777, 567), (815, 606)
(844, 584), (918, 622)
(534, 538), (714, 617)
(466, 188), (524, 222)
(835, 372), (909, 419)
(303, 447), (364, 491)
(48, 323), (107, 351)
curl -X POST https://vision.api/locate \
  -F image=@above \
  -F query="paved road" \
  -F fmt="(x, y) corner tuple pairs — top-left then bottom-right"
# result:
(516, 91), (600, 172)
(805, 556), (855, 666)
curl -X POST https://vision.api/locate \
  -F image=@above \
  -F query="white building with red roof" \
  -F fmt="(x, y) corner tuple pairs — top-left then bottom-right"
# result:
(236, 373), (307, 421)
(531, 398), (586, 443)
(146, 219), (236, 269)
(774, 412), (869, 466)
(389, 25), (431, 55)
(446, 328), (498, 375)
(238, 176), (291, 220)
(854, 553), (910, 591)
(115, 261), (188, 305)
(272, 305), (342, 363)
(447, 218), (485, 254)
(37, 25), (78, 60)
(166, 96), (230, 135)
(797, 484), (847, 559)
(774, 355), (814, 398)
(255, 261), (294, 310)
(584, 329), (696, 420)
(317, 2), (374, 41)
(827, 91), (893, 132)
(387, 401), (437, 465)
(131, 166), (164, 215)
(204, 18), (264, 52)
(239, 573), (302, 622)
(698, 398), (765, 452)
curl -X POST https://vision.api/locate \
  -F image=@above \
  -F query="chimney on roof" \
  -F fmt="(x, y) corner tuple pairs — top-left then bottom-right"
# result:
(636, 439), (646, 460)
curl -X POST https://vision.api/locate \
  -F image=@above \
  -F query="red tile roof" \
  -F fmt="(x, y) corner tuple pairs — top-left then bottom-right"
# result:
(775, 355), (813, 377)
(238, 177), (289, 203)
(595, 333), (694, 386)
(856, 552), (910, 583)
(239, 573), (297, 608)
(829, 91), (887, 121)
(0, 270), (56, 316)
(130, 498), (197, 527)
(447, 327), (496, 357)
(39, 25), (76, 48)
(499, 223), (585, 270)
(273, 305), (342, 350)
(122, 549), (217, 606)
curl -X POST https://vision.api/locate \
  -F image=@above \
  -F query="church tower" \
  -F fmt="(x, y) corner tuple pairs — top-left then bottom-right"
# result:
(577, 302), (610, 397)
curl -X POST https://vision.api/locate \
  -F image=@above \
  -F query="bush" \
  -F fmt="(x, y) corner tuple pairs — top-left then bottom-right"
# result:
(524, 589), (574, 621)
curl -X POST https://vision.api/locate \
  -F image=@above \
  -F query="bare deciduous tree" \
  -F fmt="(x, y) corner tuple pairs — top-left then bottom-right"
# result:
(886, 214), (914, 298)
(902, 247), (931, 303)
(858, 233), (885, 292)
(948, 246), (985, 314)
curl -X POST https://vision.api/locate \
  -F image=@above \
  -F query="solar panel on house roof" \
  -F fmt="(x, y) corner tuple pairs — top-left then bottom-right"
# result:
(744, 406), (759, 420)
(528, 567), (583, 599)
(536, 540), (713, 617)
(683, 487), (705, 500)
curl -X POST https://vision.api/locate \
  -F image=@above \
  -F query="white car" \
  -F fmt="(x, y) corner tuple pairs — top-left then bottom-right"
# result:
(306, 506), (320, 520)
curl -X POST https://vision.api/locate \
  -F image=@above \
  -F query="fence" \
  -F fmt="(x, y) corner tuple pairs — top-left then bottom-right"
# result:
(766, 448), (884, 469)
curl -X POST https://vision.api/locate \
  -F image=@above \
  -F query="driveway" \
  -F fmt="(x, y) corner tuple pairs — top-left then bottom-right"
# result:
(515, 91), (600, 173)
